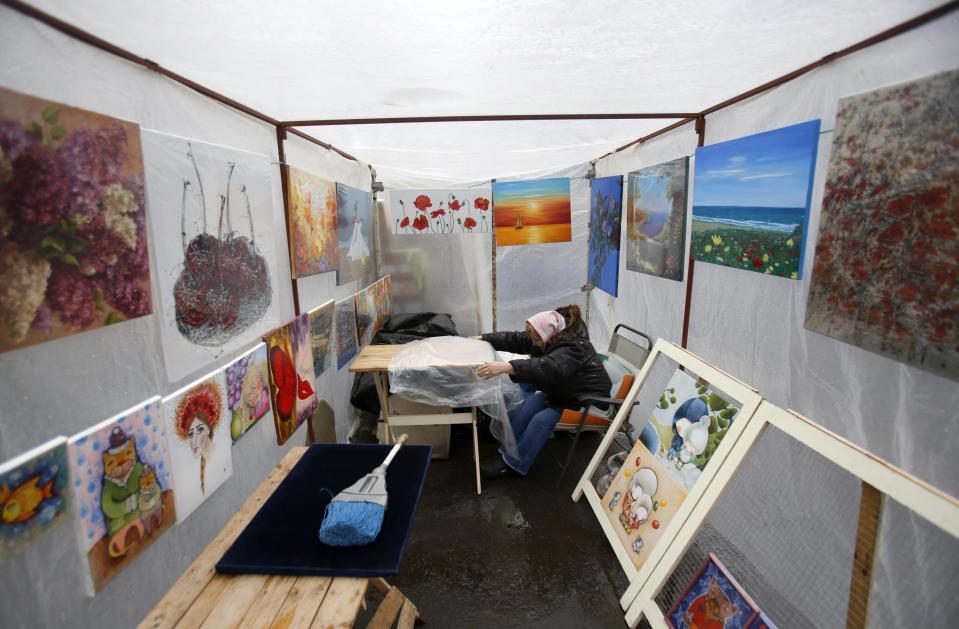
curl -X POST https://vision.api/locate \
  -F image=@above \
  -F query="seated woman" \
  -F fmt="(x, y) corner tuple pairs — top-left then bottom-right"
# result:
(472, 304), (611, 478)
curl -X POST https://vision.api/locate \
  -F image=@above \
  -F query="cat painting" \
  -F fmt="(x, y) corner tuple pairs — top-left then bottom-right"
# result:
(666, 554), (760, 629)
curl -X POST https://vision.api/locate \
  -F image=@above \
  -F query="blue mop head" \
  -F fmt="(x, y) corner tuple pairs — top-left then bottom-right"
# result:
(319, 500), (385, 546)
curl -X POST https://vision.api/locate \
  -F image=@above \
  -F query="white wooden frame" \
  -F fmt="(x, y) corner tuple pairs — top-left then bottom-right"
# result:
(623, 400), (959, 629)
(571, 339), (764, 613)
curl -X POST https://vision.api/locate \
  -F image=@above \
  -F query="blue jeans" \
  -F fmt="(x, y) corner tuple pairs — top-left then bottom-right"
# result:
(498, 387), (561, 475)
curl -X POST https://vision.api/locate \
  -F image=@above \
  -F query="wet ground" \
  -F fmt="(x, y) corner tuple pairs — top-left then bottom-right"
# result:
(353, 422), (639, 628)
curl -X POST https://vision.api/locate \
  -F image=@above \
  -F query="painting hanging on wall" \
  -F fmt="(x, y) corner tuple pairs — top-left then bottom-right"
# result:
(626, 157), (689, 281)
(665, 553), (761, 629)
(692, 120), (820, 279)
(600, 437), (686, 572)
(163, 373), (233, 522)
(377, 274), (393, 329)
(335, 182), (375, 285)
(354, 282), (379, 347)
(638, 368), (740, 492)
(335, 297), (359, 370)
(141, 129), (281, 382)
(263, 314), (317, 445)
(0, 436), (70, 566)
(389, 188), (493, 234)
(492, 178), (572, 246)
(286, 165), (338, 278)
(588, 175), (623, 296)
(223, 343), (272, 443)
(0, 87), (152, 354)
(68, 396), (175, 594)
(307, 299), (335, 379)
(805, 69), (959, 381)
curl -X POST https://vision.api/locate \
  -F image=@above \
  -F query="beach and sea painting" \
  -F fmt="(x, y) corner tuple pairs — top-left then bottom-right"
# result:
(692, 120), (820, 279)
(626, 157), (689, 281)
(492, 178), (571, 246)
(588, 176), (623, 296)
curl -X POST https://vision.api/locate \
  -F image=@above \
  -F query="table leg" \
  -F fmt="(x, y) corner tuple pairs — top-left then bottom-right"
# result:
(472, 406), (482, 495)
(371, 372), (392, 444)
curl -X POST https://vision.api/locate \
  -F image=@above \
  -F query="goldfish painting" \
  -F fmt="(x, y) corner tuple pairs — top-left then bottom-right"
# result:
(0, 437), (70, 565)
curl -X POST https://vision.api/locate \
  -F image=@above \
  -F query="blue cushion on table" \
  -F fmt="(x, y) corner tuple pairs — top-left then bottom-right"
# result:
(216, 443), (431, 578)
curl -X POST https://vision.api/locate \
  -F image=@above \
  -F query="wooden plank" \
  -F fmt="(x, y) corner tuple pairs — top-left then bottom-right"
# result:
(171, 576), (231, 629)
(366, 586), (405, 629)
(238, 575), (298, 629)
(386, 413), (474, 426)
(311, 577), (368, 628)
(397, 599), (418, 629)
(270, 576), (332, 629)
(845, 482), (883, 629)
(349, 345), (400, 372)
(138, 448), (308, 629)
(198, 574), (269, 629)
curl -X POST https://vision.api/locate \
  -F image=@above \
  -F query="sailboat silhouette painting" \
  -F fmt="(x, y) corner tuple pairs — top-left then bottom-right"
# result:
(492, 178), (570, 246)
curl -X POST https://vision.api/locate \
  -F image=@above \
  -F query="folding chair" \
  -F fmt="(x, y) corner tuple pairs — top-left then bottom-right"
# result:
(552, 324), (652, 485)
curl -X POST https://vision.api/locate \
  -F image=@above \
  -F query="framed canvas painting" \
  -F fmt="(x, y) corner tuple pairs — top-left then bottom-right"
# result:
(334, 297), (358, 370)
(492, 178), (571, 246)
(626, 157), (689, 281)
(0, 86), (152, 354)
(223, 343), (273, 443)
(335, 182), (375, 285)
(588, 175), (623, 296)
(692, 120), (820, 279)
(389, 188), (493, 234)
(141, 129), (281, 382)
(307, 299), (335, 379)
(805, 69), (959, 381)
(354, 282), (379, 347)
(286, 165), (338, 278)
(263, 314), (317, 446)
(747, 611), (777, 629)
(0, 436), (70, 565)
(68, 396), (175, 594)
(163, 372), (233, 522)
(376, 274), (393, 329)
(665, 554), (760, 629)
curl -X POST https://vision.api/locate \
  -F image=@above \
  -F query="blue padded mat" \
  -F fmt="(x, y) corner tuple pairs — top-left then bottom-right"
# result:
(216, 443), (431, 578)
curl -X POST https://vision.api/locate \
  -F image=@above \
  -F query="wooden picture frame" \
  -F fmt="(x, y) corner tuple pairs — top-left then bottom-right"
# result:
(572, 339), (764, 621)
(664, 553), (760, 629)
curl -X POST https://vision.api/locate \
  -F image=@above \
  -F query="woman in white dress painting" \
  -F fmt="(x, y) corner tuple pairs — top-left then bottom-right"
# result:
(347, 203), (370, 262)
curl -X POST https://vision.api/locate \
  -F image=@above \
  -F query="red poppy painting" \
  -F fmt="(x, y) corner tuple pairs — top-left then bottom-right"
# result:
(805, 69), (959, 381)
(390, 188), (492, 234)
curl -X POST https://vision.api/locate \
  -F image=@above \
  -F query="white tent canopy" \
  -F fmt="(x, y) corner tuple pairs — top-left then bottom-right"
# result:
(19, 0), (948, 182)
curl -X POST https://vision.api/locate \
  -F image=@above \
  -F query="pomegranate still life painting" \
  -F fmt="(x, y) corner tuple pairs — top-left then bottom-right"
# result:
(162, 372), (233, 522)
(626, 157), (689, 282)
(263, 314), (318, 446)
(692, 120), (820, 280)
(0, 436), (70, 566)
(223, 342), (273, 443)
(805, 69), (959, 382)
(0, 87), (152, 354)
(286, 165), (338, 278)
(666, 553), (761, 629)
(492, 177), (572, 246)
(141, 130), (281, 382)
(588, 175), (623, 296)
(67, 396), (176, 594)
(389, 188), (493, 234)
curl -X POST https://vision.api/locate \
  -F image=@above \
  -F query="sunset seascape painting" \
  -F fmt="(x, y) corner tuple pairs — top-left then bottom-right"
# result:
(692, 120), (820, 279)
(492, 178), (572, 246)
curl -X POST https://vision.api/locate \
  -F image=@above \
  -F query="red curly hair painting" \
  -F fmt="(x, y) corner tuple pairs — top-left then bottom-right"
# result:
(173, 381), (223, 440)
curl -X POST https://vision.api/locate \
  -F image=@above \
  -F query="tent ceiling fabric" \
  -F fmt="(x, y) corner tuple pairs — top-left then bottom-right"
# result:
(25, 0), (945, 181)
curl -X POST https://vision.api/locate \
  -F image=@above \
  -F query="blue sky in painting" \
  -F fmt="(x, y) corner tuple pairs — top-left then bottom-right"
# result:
(493, 177), (569, 203)
(693, 120), (820, 208)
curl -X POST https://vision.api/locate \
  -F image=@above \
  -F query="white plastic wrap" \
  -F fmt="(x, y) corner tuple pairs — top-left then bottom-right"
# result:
(388, 336), (520, 458)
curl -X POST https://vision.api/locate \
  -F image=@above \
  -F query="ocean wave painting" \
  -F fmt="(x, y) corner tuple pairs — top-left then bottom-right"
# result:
(691, 120), (820, 279)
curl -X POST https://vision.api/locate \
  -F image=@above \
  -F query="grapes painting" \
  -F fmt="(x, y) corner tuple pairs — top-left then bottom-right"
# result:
(0, 87), (152, 353)
(142, 131), (281, 381)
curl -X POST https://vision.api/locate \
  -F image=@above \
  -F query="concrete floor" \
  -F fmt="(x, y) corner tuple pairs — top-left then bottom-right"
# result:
(353, 422), (641, 628)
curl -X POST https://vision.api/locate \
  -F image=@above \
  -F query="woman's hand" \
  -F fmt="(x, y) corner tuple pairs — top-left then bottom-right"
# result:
(477, 361), (514, 379)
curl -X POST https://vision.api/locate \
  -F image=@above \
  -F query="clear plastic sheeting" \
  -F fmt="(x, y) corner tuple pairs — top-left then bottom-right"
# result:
(387, 336), (520, 458)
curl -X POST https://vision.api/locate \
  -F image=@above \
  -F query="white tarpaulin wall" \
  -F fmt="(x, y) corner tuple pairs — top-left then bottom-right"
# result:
(0, 1), (957, 628)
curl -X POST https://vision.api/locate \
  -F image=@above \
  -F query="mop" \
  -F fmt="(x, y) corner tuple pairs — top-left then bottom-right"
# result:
(318, 434), (408, 546)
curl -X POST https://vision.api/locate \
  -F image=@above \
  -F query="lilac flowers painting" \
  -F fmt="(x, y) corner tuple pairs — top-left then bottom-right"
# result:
(0, 87), (152, 353)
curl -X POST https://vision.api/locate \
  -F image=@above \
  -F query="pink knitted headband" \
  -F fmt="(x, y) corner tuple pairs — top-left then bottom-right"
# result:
(526, 310), (566, 343)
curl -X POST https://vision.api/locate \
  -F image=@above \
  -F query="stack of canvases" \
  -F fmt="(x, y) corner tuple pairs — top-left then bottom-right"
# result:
(0, 85), (392, 594)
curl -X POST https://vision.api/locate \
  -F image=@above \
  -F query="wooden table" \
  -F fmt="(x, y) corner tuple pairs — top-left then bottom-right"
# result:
(138, 447), (423, 629)
(349, 344), (483, 495)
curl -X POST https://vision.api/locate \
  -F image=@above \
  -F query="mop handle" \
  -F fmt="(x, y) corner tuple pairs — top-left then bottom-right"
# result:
(381, 433), (408, 468)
